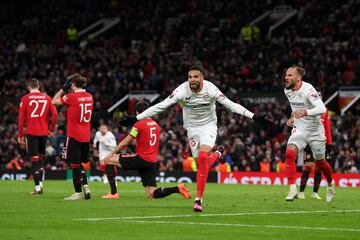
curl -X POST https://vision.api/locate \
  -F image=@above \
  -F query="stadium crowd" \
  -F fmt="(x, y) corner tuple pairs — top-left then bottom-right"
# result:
(0, 0), (359, 173)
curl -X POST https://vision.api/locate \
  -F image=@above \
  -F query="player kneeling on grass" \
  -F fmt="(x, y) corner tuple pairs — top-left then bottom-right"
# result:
(103, 101), (191, 200)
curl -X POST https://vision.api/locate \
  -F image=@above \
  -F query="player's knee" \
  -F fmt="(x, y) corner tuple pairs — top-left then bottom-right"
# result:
(285, 148), (297, 162)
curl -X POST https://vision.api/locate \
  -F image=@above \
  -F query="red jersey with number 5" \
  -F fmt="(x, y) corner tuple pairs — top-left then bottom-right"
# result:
(60, 89), (93, 142)
(129, 118), (160, 162)
(18, 92), (58, 138)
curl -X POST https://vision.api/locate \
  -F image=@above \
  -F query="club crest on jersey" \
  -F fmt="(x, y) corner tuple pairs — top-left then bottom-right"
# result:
(203, 94), (209, 100)
(310, 92), (320, 100)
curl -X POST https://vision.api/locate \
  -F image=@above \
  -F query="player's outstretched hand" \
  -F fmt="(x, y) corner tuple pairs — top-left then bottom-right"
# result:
(62, 79), (72, 92)
(252, 114), (273, 125)
(118, 116), (137, 126)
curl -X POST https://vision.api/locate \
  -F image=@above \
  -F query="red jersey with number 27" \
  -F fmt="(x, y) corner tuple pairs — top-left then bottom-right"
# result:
(18, 92), (58, 138)
(60, 89), (93, 142)
(130, 118), (160, 163)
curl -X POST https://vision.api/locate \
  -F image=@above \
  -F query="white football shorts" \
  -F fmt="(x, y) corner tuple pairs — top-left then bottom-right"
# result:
(187, 125), (217, 158)
(288, 127), (326, 160)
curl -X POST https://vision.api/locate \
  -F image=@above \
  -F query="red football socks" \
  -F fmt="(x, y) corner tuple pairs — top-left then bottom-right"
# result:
(208, 151), (220, 166)
(315, 159), (333, 184)
(196, 151), (209, 198)
(285, 148), (297, 185)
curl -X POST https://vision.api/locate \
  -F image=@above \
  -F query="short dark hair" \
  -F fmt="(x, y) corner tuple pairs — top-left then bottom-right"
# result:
(68, 73), (87, 88)
(291, 63), (306, 77)
(27, 78), (40, 89)
(188, 64), (204, 75)
(135, 101), (150, 114)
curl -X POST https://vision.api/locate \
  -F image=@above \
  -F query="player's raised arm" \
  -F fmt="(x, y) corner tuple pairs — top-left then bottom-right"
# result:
(215, 91), (254, 119)
(119, 91), (180, 126)
(214, 88), (272, 125)
(137, 93), (178, 120)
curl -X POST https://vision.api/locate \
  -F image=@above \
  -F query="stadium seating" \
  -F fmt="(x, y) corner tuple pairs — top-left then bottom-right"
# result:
(0, 0), (359, 173)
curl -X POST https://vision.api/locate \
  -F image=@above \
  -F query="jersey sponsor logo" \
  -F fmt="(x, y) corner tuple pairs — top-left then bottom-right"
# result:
(289, 101), (305, 107)
(185, 103), (210, 109)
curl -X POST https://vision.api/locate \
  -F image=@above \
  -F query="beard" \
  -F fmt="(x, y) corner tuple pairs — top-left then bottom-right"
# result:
(285, 81), (295, 90)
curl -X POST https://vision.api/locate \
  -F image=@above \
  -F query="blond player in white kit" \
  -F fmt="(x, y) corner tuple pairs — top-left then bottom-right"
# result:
(283, 65), (335, 202)
(93, 124), (117, 184)
(118, 64), (271, 211)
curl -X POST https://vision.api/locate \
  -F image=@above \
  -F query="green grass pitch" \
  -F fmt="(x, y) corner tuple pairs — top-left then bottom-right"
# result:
(0, 181), (359, 240)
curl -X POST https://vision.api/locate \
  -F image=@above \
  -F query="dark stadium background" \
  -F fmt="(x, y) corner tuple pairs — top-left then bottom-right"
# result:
(0, 0), (359, 175)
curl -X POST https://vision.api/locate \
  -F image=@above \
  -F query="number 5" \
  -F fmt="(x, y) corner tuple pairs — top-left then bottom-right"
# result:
(149, 127), (157, 146)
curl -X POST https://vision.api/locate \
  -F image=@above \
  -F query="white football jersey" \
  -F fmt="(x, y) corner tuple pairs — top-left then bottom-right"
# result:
(284, 81), (326, 132)
(137, 80), (253, 130)
(93, 131), (117, 160)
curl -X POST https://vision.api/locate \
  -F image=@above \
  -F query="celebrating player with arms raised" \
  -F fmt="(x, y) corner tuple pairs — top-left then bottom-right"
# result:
(119, 64), (271, 212)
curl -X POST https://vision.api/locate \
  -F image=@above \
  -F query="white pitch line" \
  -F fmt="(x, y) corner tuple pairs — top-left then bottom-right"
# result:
(122, 220), (360, 233)
(73, 209), (360, 221)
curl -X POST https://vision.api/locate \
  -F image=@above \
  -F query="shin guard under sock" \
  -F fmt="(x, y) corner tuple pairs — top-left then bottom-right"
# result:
(285, 149), (297, 185)
(196, 151), (209, 198)
(315, 160), (332, 184)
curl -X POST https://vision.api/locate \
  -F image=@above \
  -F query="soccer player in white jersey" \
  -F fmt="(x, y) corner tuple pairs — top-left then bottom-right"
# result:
(119, 64), (271, 212)
(93, 124), (117, 185)
(283, 65), (335, 202)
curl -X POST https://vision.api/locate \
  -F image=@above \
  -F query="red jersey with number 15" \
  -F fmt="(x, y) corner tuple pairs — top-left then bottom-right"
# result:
(60, 89), (93, 142)
(130, 118), (160, 162)
(18, 92), (58, 138)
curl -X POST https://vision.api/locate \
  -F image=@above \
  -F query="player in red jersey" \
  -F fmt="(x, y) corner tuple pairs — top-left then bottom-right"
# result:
(18, 78), (58, 195)
(52, 74), (93, 200)
(103, 101), (191, 200)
